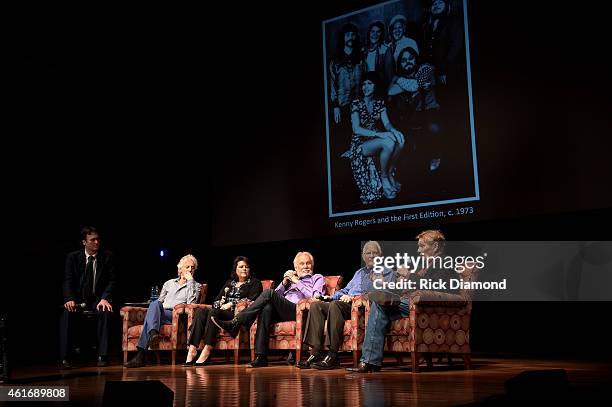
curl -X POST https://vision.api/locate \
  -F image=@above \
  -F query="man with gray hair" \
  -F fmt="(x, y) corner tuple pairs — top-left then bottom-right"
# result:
(125, 254), (201, 368)
(298, 241), (394, 370)
(347, 230), (453, 372)
(213, 252), (325, 367)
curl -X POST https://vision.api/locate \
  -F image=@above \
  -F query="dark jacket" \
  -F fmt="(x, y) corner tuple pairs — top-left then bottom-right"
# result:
(62, 250), (116, 303)
(213, 278), (263, 307)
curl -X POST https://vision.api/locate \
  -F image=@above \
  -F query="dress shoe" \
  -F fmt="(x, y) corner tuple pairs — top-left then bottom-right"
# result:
(296, 353), (324, 369)
(346, 361), (381, 373)
(182, 360), (196, 366)
(60, 359), (73, 369)
(247, 355), (268, 368)
(147, 329), (160, 349)
(211, 316), (240, 338)
(194, 357), (211, 367)
(97, 356), (108, 367)
(312, 354), (341, 370)
(124, 352), (146, 368)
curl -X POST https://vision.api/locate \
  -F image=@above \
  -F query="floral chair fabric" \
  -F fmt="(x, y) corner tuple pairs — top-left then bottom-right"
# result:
(120, 283), (208, 365)
(249, 275), (343, 362)
(383, 266), (478, 372)
(185, 280), (274, 364)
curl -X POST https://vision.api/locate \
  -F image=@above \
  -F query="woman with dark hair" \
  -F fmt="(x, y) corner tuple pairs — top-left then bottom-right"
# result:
(183, 256), (262, 366)
(344, 70), (405, 202)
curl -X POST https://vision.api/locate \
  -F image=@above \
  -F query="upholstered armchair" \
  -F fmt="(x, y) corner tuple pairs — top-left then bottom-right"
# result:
(337, 295), (369, 366)
(249, 275), (343, 362)
(383, 266), (478, 372)
(121, 283), (208, 365)
(185, 280), (274, 364)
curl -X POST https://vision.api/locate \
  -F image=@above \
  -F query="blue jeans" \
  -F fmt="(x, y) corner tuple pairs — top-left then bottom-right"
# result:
(360, 298), (410, 366)
(137, 300), (173, 349)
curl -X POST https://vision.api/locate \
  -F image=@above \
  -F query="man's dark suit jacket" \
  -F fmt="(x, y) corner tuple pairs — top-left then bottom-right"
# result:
(62, 250), (116, 304)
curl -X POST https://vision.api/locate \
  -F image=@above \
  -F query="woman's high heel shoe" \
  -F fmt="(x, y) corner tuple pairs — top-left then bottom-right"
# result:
(194, 357), (211, 367)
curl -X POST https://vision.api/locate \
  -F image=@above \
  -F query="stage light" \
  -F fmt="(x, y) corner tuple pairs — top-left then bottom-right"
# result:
(160, 249), (165, 257)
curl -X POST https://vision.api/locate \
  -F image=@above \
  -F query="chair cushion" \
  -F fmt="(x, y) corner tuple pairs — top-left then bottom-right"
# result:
(271, 321), (295, 336)
(127, 324), (173, 339)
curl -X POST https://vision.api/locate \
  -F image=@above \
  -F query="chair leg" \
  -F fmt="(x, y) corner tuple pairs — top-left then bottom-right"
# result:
(352, 350), (361, 367)
(395, 354), (403, 365)
(172, 351), (176, 365)
(250, 349), (255, 362)
(462, 353), (471, 370)
(296, 349), (301, 364)
(411, 352), (420, 373)
(123, 351), (128, 364)
(425, 354), (433, 368)
(234, 348), (239, 365)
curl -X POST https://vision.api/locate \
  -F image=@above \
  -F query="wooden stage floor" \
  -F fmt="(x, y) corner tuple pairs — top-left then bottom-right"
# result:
(3, 356), (611, 406)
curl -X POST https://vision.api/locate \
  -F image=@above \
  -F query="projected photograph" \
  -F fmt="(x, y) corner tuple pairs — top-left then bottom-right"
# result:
(323, 0), (479, 217)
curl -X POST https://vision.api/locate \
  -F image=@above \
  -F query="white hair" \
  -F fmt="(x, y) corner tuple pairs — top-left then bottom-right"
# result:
(177, 254), (198, 271)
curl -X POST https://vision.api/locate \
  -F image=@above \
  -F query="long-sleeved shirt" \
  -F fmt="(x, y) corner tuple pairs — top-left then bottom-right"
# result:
(332, 266), (394, 300)
(158, 278), (201, 309)
(274, 273), (325, 304)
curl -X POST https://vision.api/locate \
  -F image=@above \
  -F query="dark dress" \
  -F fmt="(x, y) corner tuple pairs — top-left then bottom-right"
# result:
(188, 278), (263, 347)
(343, 98), (387, 204)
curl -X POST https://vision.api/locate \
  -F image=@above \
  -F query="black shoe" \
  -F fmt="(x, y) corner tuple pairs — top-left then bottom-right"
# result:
(97, 356), (108, 367)
(286, 351), (296, 365)
(346, 361), (381, 373)
(211, 316), (240, 338)
(182, 360), (195, 366)
(296, 352), (324, 369)
(147, 329), (160, 349)
(60, 359), (72, 370)
(247, 355), (268, 368)
(124, 352), (146, 368)
(194, 357), (211, 367)
(312, 354), (341, 370)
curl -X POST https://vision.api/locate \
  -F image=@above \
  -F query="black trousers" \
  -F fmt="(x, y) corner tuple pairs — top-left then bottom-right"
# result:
(59, 307), (111, 359)
(235, 289), (296, 355)
(188, 307), (234, 347)
(302, 300), (351, 353)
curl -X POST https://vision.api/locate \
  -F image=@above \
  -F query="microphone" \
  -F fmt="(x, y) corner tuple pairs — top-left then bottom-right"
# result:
(60, 302), (87, 310)
(221, 287), (230, 304)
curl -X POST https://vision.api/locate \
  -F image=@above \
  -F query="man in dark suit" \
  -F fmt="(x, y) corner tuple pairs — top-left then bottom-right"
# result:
(60, 226), (116, 368)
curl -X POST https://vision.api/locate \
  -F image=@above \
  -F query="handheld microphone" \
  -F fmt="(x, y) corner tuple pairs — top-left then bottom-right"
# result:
(221, 287), (230, 303)
(315, 294), (332, 302)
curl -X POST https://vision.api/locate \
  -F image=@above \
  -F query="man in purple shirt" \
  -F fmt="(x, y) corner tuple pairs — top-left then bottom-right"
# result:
(212, 251), (325, 367)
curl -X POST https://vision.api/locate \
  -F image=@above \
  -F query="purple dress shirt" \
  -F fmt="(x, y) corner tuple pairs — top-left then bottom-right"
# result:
(274, 273), (325, 304)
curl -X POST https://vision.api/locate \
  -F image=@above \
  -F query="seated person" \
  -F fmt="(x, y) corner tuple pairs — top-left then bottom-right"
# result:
(347, 230), (456, 373)
(184, 256), (262, 365)
(60, 226), (116, 369)
(124, 254), (201, 368)
(298, 241), (394, 369)
(212, 251), (325, 368)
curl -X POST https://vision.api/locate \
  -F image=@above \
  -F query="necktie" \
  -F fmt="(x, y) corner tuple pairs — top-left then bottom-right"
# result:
(83, 255), (95, 302)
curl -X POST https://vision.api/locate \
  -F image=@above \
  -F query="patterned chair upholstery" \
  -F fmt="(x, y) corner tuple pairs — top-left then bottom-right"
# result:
(185, 280), (274, 364)
(383, 266), (478, 372)
(249, 275), (343, 362)
(337, 295), (369, 366)
(120, 283), (208, 365)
